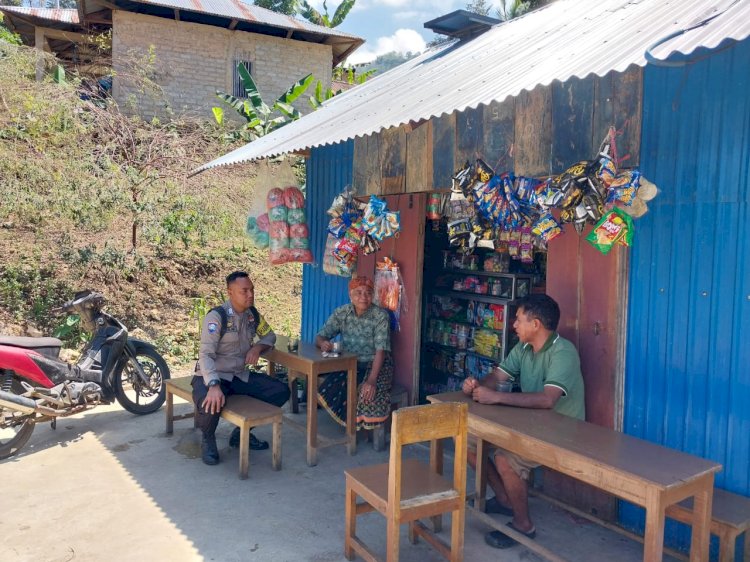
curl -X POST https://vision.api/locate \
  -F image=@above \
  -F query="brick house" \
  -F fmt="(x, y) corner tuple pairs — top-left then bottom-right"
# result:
(0, 1), (363, 118)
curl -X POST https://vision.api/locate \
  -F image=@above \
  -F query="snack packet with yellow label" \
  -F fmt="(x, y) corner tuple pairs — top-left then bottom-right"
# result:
(585, 208), (634, 254)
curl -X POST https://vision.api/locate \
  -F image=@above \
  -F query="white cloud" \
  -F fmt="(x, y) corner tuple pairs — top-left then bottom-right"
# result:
(347, 28), (427, 65)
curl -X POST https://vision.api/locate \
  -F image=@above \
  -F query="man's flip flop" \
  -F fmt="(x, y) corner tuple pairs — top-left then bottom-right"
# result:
(484, 522), (537, 549)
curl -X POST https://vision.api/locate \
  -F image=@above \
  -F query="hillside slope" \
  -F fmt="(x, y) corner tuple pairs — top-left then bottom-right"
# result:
(0, 43), (304, 369)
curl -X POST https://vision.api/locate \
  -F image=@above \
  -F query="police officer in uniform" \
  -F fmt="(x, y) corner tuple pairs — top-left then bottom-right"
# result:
(192, 271), (290, 465)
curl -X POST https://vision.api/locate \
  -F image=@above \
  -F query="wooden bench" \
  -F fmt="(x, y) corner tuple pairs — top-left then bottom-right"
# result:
(371, 383), (409, 451)
(165, 376), (282, 480)
(528, 485), (750, 562)
(666, 487), (750, 562)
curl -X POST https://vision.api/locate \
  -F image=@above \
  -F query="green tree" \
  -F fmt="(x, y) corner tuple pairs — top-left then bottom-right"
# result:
(496, 0), (553, 21)
(298, 0), (355, 28)
(253, 0), (298, 16)
(359, 51), (417, 74)
(465, 0), (491, 16)
(0, 13), (21, 45)
(45, 0), (78, 8)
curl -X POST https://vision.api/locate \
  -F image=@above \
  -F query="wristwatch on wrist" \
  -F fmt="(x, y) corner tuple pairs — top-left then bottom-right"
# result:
(208, 379), (221, 388)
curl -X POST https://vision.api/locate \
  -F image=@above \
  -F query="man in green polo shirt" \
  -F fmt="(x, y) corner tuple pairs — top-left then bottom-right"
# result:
(462, 293), (585, 549)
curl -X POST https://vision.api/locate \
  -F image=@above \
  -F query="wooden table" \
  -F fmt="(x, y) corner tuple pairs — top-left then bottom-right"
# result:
(428, 392), (722, 562)
(264, 336), (358, 466)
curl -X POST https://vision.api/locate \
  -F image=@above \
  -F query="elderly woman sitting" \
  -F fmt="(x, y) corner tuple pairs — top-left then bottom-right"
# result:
(315, 276), (393, 431)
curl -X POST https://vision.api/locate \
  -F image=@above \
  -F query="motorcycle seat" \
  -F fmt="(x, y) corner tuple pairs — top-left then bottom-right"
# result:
(0, 336), (63, 350)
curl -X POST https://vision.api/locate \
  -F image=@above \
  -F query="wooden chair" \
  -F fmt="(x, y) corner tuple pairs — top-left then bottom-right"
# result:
(344, 402), (468, 562)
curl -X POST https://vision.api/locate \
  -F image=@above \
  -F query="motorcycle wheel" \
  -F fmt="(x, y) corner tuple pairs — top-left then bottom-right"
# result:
(114, 342), (170, 415)
(0, 378), (36, 459)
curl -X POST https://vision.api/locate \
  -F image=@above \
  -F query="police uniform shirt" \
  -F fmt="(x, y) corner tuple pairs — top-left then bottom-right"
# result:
(197, 301), (276, 384)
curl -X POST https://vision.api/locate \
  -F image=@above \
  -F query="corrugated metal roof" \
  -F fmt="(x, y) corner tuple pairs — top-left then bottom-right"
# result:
(126, 0), (360, 40)
(194, 0), (750, 174)
(0, 7), (80, 24)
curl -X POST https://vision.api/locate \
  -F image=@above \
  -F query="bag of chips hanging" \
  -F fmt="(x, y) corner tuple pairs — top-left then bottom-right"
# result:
(586, 208), (634, 254)
(374, 258), (407, 331)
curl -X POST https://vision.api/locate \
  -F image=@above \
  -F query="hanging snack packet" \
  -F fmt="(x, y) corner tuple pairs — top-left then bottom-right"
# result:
(363, 195), (387, 229)
(586, 208), (634, 254)
(607, 170), (641, 206)
(452, 161), (473, 195)
(532, 212), (563, 243)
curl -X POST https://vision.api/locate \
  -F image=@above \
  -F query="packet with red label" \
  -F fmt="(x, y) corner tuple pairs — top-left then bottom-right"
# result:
(586, 208), (634, 254)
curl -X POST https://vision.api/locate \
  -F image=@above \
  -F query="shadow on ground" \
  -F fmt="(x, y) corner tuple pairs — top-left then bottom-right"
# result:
(0, 396), (679, 562)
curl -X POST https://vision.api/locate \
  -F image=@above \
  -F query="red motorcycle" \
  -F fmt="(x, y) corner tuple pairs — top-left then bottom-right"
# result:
(0, 290), (170, 458)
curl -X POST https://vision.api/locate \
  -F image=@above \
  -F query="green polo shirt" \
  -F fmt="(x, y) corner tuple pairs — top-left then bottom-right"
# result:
(500, 332), (585, 420)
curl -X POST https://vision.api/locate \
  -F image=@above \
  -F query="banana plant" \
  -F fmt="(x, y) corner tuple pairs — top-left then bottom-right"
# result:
(213, 63), (314, 141)
(308, 79), (335, 109)
(309, 67), (376, 109)
(298, 0), (355, 28)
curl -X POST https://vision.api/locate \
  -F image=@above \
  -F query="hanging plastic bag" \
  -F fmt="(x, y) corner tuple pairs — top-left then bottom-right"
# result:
(374, 258), (407, 332)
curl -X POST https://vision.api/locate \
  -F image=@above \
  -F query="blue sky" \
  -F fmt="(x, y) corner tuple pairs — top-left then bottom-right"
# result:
(304, 0), (501, 64)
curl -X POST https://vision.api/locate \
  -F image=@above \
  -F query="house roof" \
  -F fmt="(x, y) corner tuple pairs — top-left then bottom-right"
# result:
(1, 1), (363, 66)
(77, 0), (363, 64)
(193, 0), (750, 174)
(0, 7), (93, 60)
(0, 7), (80, 25)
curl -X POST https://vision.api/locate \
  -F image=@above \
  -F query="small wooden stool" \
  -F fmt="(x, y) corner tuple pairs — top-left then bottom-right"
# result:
(165, 377), (282, 479)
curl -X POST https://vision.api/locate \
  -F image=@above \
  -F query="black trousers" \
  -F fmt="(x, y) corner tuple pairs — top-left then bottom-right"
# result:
(191, 373), (290, 436)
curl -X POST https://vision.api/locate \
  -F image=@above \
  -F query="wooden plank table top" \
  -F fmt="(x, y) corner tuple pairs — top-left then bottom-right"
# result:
(264, 336), (358, 466)
(428, 391), (722, 562)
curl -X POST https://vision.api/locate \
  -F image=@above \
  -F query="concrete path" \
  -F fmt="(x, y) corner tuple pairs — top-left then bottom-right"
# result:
(0, 396), (678, 562)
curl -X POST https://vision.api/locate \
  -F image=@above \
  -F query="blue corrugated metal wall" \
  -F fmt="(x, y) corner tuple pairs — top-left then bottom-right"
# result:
(300, 142), (355, 341)
(621, 39), (750, 557)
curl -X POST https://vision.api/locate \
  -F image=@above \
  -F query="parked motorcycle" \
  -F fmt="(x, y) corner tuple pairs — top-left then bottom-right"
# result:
(0, 290), (170, 459)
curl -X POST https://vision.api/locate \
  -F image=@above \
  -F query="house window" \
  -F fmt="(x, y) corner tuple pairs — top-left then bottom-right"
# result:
(232, 60), (252, 98)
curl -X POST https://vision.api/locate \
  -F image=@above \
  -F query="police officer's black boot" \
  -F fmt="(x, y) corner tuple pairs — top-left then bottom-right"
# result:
(201, 431), (220, 465)
(196, 409), (221, 466)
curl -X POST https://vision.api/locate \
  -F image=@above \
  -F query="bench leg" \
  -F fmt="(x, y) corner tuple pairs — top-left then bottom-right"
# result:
(743, 530), (749, 562)
(272, 420), (282, 471)
(372, 425), (386, 451)
(643, 489), (667, 562)
(239, 423), (250, 480)
(688, 476), (714, 562)
(165, 391), (174, 434)
(289, 372), (299, 414)
(718, 529), (738, 562)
